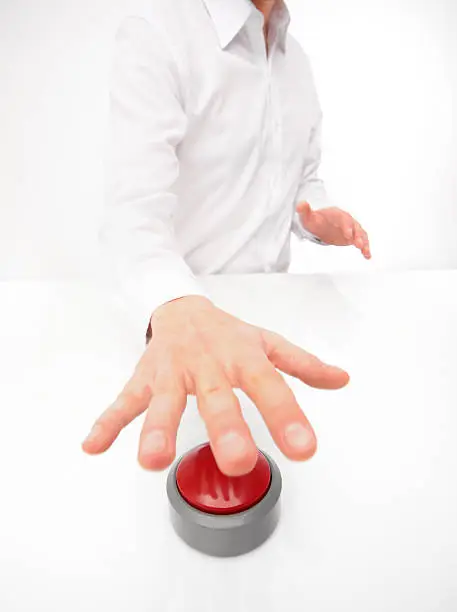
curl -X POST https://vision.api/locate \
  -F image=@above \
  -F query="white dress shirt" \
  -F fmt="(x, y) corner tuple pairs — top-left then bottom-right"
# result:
(101, 0), (331, 338)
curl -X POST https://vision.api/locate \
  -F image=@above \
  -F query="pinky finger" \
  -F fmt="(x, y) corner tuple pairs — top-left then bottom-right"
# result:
(82, 385), (152, 455)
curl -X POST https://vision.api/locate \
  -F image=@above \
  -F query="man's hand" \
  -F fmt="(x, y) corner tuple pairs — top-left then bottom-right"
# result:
(297, 201), (371, 259)
(83, 296), (349, 476)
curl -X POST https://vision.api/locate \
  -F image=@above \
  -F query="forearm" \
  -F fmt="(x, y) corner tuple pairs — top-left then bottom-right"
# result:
(100, 202), (209, 341)
(102, 16), (209, 340)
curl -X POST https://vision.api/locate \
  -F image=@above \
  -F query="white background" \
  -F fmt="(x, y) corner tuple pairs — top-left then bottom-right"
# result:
(0, 0), (456, 280)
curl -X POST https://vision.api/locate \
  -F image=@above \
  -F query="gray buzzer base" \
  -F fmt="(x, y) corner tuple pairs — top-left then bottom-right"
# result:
(166, 451), (282, 557)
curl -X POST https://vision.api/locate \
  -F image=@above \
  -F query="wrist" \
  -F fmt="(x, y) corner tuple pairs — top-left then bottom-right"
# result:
(150, 294), (214, 328)
(296, 214), (326, 245)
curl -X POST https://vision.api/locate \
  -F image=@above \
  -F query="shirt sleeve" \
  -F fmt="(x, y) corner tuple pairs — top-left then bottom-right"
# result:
(292, 86), (332, 245)
(100, 16), (209, 340)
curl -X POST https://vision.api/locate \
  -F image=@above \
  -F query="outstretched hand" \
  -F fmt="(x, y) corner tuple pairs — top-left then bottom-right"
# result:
(297, 201), (371, 259)
(83, 296), (349, 476)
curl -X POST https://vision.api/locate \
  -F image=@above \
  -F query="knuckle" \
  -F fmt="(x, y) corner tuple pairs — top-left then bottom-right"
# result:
(122, 381), (152, 404)
(193, 358), (228, 396)
(148, 395), (177, 421)
(154, 365), (186, 393)
(264, 330), (284, 346)
(242, 362), (274, 386)
(96, 409), (125, 430)
(203, 397), (238, 418)
(201, 383), (226, 397)
(133, 358), (154, 380)
(198, 385), (239, 417)
(273, 380), (296, 403)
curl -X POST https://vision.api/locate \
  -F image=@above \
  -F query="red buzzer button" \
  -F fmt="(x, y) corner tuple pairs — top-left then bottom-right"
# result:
(176, 443), (271, 515)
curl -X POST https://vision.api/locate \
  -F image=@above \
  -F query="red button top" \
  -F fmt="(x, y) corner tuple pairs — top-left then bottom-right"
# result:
(176, 443), (271, 515)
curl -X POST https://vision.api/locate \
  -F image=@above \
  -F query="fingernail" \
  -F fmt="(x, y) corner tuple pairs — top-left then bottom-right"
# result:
(84, 425), (103, 444)
(142, 430), (167, 454)
(215, 431), (248, 462)
(284, 423), (315, 451)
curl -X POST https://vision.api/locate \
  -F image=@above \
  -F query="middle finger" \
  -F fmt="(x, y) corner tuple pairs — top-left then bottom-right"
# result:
(194, 357), (258, 476)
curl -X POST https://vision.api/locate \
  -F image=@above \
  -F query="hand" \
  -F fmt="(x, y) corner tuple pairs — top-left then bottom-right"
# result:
(82, 296), (349, 476)
(297, 201), (371, 259)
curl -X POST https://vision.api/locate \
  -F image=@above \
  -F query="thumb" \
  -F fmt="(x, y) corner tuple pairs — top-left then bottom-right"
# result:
(296, 200), (312, 220)
(264, 331), (350, 390)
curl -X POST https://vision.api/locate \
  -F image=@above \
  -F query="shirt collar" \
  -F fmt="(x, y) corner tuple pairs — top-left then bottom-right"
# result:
(203, 0), (291, 52)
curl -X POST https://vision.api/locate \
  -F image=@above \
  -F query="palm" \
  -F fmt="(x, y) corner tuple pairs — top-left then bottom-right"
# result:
(297, 202), (371, 259)
(309, 209), (350, 245)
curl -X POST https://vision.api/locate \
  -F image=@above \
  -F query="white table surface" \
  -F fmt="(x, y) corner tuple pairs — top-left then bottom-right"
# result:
(1, 272), (456, 612)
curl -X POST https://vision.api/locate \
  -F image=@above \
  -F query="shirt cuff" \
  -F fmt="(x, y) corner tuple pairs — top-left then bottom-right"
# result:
(291, 212), (328, 245)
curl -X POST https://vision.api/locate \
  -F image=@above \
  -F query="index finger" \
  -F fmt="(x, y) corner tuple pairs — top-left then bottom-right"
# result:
(236, 358), (317, 461)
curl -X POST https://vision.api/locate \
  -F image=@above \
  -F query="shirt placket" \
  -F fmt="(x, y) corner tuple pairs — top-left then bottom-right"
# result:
(264, 43), (284, 270)
(249, 14), (285, 272)
(266, 55), (282, 215)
